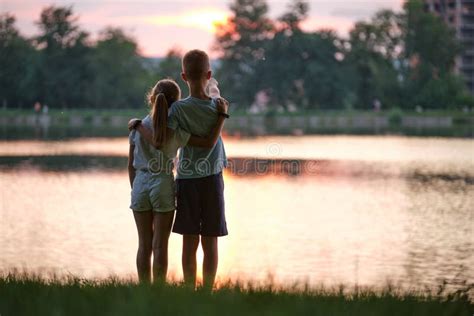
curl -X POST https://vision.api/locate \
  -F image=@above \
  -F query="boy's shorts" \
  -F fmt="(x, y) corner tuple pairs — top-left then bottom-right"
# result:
(130, 171), (176, 213)
(172, 172), (228, 237)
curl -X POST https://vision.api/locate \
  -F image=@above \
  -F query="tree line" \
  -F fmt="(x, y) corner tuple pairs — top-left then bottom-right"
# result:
(214, 0), (473, 111)
(0, 0), (472, 111)
(0, 6), (156, 110)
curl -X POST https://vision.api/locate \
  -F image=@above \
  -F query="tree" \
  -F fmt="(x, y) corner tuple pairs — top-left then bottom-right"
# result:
(299, 31), (349, 109)
(401, 0), (467, 109)
(86, 27), (149, 108)
(403, 0), (460, 74)
(214, 0), (274, 107)
(1, 7), (155, 110)
(155, 48), (188, 97)
(34, 5), (91, 108)
(345, 1), (470, 110)
(0, 14), (35, 108)
(413, 74), (471, 109)
(346, 10), (404, 109)
(257, 1), (347, 110)
(260, 30), (348, 110)
(279, 0), (309, 33)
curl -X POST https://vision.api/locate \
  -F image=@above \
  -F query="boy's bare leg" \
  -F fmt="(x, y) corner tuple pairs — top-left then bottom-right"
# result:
(201, 236), (218, 290)
(133, 211), (153, 283)
(152, 211), (175, 283)
(182, 235), (200, 288)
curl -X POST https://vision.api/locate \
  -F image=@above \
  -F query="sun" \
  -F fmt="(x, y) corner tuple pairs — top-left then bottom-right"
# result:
(146, 9), (229, 33)
(181, 9), (229, 32)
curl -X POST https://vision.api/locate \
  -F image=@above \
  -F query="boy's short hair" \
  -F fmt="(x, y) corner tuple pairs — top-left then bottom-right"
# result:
(182, 49), (210, 81)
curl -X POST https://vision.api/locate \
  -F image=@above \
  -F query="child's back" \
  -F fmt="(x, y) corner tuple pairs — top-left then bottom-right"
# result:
(168, 96), (227, 178)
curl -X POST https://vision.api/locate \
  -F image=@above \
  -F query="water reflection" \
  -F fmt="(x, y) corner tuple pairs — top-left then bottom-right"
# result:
(0, 155), (126, 171)
(1, 136), (472, 163)
(1, 125), (127, 140)
(1, 122), (472, 140)
(2, 155), (473, 184)
(0, 136), (473, 292)
(402, 179), (473, 290)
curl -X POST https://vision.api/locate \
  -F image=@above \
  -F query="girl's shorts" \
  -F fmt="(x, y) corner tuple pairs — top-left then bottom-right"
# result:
(130, 171), (175, 213)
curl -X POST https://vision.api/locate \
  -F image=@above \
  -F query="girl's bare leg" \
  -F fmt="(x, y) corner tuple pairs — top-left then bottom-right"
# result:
(133, 211), (153, 283)
(152, 211), (175, 283)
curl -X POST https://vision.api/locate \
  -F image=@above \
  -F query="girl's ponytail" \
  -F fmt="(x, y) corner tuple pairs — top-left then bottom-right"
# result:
(152, 92), (168, 148)
(147, 79), (180, 148)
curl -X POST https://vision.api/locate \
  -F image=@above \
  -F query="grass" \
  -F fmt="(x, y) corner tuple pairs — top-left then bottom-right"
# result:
(0, 274), (472, 316)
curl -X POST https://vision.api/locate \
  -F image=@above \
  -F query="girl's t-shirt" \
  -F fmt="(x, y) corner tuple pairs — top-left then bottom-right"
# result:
(129, 115), (190, 175)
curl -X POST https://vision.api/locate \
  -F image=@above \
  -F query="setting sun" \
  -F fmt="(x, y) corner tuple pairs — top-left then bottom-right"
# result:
(145, 9), (229, 33)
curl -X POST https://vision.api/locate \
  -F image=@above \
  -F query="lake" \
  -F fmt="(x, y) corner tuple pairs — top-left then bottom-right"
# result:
(0, 135), (473, 291)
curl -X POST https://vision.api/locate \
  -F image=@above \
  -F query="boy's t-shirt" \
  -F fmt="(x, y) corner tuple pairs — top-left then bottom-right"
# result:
(129, 115), (190, 174)
(168, 96), (227, 179)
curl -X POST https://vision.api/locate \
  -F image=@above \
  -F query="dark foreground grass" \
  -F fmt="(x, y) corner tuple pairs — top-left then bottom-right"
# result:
(0, 274), (472, 316)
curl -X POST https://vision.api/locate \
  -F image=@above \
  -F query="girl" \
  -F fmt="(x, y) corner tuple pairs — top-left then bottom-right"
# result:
(127, 79), (228, 283)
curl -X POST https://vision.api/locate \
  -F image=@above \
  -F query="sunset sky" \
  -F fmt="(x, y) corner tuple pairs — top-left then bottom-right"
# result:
(2, 0), (403, 57)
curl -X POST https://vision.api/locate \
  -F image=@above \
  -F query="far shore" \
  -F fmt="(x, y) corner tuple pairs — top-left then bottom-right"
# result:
(1, 108), (473, 138)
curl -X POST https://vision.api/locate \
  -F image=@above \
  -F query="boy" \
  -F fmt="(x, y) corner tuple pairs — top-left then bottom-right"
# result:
(169, 49), (228, 289)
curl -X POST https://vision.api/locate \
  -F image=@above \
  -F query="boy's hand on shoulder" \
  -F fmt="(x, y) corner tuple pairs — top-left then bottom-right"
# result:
(128, 118), (142, 131)
(215, 97), (229, 114)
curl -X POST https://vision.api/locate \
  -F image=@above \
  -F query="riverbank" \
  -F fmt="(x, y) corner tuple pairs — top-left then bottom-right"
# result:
(0, 274), (471, 316)
(1, 108), (473, 138)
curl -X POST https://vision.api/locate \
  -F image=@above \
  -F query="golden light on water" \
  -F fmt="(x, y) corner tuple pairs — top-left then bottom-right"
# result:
(1, 136), (472, 164)
(1, 136), (473, 290)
